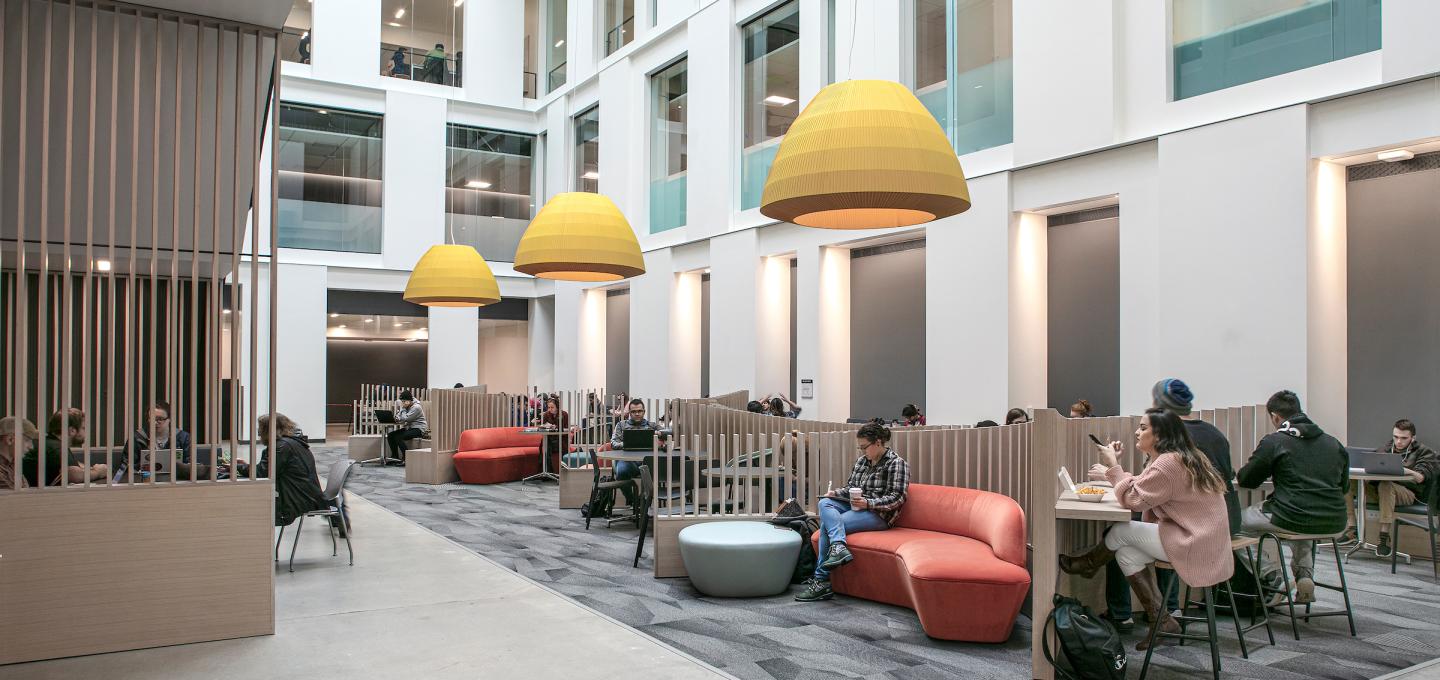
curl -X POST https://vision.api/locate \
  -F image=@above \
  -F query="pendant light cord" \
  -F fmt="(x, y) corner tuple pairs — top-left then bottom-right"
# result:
(846, 0), (857, 79)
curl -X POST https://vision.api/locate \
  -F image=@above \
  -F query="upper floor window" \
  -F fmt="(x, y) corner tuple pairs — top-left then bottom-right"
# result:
(445, 125), (538, 262)
(575, 106), (600, 193)
(1172, 0), (1380, 100)
(547, 0), (568, 92)
(602, 0), (635, 56)
(281, 0), (311, 64)
(650, 59), (687, 233)
(911, 0), (1012, 156)
(381, 0), (465, 86)
(740, 0), (799, 211)
(277, 104), (384, 253)
(525, 0), (568, 97)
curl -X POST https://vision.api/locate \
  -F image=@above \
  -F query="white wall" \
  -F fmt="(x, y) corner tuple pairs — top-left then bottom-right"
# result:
(464, 0), (525, 106)
(311, 0), (382, 88)
(629, 249), (674, 398)
(528, 296), (556, 391)
(428, 307), (479, 388)
(1012, 0), (1114, 165)
(382, 91), (448, 271)
(478, 319), (531, 393)
(707, 230), (760, 395)
(275, 264), (328, 438)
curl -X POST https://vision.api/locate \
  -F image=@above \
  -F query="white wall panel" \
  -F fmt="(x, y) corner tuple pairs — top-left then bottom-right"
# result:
(382, 91), (448, 271)
(428, 307), (480, 388)
(311, 0), (382, 87)
(1012, 0), (1114, 165)
(465, 0), (525, 107)
(276, 264), (328, 438)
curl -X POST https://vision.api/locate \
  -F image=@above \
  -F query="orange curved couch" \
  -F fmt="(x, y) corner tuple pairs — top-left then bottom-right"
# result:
(812, 483), (1030, 642)
(453, 427), (545, 484)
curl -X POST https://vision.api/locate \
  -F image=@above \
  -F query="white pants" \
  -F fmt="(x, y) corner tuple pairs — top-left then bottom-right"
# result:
(1104, 521), (1169, 577)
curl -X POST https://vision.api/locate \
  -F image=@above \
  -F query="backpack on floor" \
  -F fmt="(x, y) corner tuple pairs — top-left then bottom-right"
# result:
(773, 513), (820, 584)
(581, 477), (617, 519)
(1043, 594), (1127, 680)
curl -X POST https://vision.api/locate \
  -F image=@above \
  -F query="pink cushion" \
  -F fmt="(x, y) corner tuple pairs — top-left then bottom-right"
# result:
(457, 427), (545, 452)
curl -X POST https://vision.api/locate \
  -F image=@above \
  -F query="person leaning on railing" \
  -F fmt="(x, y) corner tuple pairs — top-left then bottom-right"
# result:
(795, 422), (910, 603)
(0, 416), (39, 489)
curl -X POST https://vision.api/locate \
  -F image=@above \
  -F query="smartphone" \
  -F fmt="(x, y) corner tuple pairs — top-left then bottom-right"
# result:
(1088, 434), (1106, 447)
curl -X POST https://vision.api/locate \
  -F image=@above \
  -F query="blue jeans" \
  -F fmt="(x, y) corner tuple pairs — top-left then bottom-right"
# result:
(814, 497), (888, 580)
(613, 460), (640, 506)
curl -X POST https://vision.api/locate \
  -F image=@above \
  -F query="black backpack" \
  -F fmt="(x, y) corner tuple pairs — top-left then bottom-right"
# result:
(1043, 594), (1126, 680)
(581, 476), (618, 519)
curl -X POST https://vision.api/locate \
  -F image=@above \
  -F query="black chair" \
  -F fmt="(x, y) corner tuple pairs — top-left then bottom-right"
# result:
(1391, 480), (1440, 580)
(584, 447), (638, 530)
(1140, 559), (1243, 680)
(1174, 536), (1274, 662)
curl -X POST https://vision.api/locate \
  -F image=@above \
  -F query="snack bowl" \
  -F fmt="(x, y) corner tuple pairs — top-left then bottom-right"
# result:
(1075, 487), (1107, 503)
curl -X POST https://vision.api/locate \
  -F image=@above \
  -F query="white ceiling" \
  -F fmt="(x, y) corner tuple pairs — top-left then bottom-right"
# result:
(127, 0), (295, 29)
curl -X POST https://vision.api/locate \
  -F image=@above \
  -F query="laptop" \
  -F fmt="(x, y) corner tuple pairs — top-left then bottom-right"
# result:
(373, 409), (398, 424)
(1360, 451), (1405, 476)
(622, 428), (656, 451)
(1346, 446), (1374, 474)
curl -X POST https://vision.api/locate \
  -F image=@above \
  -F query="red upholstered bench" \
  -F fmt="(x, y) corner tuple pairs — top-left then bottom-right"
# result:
(453, 427), (545, 484)
(812, 483), (1030, 643)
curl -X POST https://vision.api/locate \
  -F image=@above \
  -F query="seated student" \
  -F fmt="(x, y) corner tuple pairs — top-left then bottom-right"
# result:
(1342, 419), (1439, 556)
(609, 398), (659, 507)
(763, 393), (802, 419)
(609, 392), (630, 420)
(1, 417), (39, 489)
(795, 422), (910, 602)
(975, 420), (1000, 428)
(746, 400), (765, 414)
(1070, 399), (1094, 418)
(1004, 408), (1030, 425)
(386, 391), (427, 463)
(23, 409), (107, 487)
(1061, 409), (1232, 650)
(540, 396), (573, 468)
(1236, 390), (1349, 604)
(255, 413), (327, 527)
(900, 404), (925, 427)
(130, 400), (193, 466)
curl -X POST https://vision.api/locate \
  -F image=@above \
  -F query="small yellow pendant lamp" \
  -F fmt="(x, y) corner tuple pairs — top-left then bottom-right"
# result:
(403, 244), (502, 307)
(513, 192), (645, 281)
(760, 79), (971, 229)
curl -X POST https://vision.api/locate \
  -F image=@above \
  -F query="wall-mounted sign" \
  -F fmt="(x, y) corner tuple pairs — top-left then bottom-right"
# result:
(800, 379), (814, 399)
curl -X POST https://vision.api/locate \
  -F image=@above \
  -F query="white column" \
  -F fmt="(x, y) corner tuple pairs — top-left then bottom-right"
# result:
(708, 230), (760, 395)
(274, 264), (328, 439)
(464, 0), (525, 107)
(528, 297), (556, 392)
(755, 256), (792, 397)
(797, 244), (851, 421)
(671, 270), (704, 398)
(1307, 160), (1348, 442)
(1008, 212), (1047, 410)
(577, 287), (608, 391)
(311, 0), (382, 87)
(382, 91), (447, 271)
(927, 173), (1012, 425)
(630, 250), (675, 398)
(428, 307), (479, 389)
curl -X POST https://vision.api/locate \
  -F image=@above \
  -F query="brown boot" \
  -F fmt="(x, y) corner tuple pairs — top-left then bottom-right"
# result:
(1128, 566), (1179, 651)
(1059, 543), (1116, 579)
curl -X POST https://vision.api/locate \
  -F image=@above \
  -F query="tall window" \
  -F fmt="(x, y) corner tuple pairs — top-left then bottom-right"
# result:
(277, 104), (384, 253)
(602, 0), (635, 56)
(740, 1), (799, 211)
(281, 0), (312, 64)
(446, 126), (537, 262)
(574, 107), (600, 193)
(1172, 0), (1380, 100)
(546, 0), (568, 92)
(650, 59), (687, 232)
(380, 0), (465, 86)
(910, 0), (1012, 156)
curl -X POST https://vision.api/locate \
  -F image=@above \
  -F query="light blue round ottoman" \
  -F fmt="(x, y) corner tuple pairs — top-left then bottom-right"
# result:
(679, 521), (801, 597)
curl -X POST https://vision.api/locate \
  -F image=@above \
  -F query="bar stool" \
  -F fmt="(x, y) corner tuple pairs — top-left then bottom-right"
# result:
(1178, 536), (1275, 655)
(1257, 530), (1356, 640)
(1139, 559), (1241, 680)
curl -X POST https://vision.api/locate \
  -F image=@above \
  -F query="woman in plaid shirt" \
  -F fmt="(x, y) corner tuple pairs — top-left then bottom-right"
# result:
(796, 422), (910, 602)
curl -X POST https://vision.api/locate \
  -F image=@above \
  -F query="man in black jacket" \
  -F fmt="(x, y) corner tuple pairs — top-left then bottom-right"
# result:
(1343, 419), (1440, 556)
(255, 413), (327, 527)
(1237, 390), (1350, 605)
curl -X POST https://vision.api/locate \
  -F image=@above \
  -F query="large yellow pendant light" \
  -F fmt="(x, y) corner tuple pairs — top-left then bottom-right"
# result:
(513, 192), (645, 281)
(403, 244), (502, 307)
(760, 79), (971, 229)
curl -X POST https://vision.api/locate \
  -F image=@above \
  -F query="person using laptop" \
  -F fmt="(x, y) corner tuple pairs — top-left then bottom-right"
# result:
(386, 391), (427, 464)
(22, 409), (107, 487)
(1236, 390), (1349, 605)
(1340, 419), (1440, 556)
(130, 400), (193, 468)
(609, 398), (660, 507)
(1, 417), (39, 489)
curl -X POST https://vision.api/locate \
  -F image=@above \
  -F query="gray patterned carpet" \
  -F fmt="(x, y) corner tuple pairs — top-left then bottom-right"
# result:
(312, 445), (1440, 680)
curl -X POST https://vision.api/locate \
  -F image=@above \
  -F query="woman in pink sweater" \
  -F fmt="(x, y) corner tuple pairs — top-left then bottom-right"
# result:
(1060, 408), (1233, 649)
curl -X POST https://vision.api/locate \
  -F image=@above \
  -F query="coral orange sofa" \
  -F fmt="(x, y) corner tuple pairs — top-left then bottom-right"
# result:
(453, 427), (546, 484)
(813, 483), (1030, 642)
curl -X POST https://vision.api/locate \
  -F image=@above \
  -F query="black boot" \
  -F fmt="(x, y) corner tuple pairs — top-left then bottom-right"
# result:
(1060, 542), (1116, 579)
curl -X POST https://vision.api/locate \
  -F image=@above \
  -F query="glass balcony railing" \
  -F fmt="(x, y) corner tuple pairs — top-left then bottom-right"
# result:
(604, 16), (635, 56)
(740, 137), (782, 211)
(280, 26), (310, 64)
(548, 61), (567, 93)
(649, 173), (686, 233)
(381, 44), (462, 87)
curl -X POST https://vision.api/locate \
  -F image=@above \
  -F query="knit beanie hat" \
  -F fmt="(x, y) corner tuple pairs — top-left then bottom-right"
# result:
(1151, 378), (1193, 416)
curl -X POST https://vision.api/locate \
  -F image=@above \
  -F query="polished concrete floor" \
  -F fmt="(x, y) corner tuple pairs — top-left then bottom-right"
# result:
(0, 493), (730, 680)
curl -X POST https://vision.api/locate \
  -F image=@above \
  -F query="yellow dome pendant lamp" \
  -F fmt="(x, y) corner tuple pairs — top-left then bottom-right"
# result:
(403, 244), (502, 307)
(759, 79), (971, 229)
(513, 192), (646, 281)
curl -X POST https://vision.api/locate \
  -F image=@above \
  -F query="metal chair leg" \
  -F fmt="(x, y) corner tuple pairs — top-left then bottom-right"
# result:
(633, 509), (649, 568)
(1224, 579), (1249, 659)
(329, 519), (338, 556)
(1204, 587), (1221, 680)
(1139, 575), (1178, 680)
(275, 524), (285, 562)
(1179, 582), (1192, 646)
(1392, 518), (1400, 575)
(1263, 533), (1300, 641)
(288, 515), (306, 573)
(344, 526), (354, 566)
(1331, 540), (1357, 636)
(1247, 545), (1275, 645)
(585, 480), (599, 530)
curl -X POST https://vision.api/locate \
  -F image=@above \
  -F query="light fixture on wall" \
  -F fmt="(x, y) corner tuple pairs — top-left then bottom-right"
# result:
(329, 313), (339, 318)
(465, 179), (491, 189)
(763, 95), (795, 106)
(95, 259), (112, 272)
(387, 21), (403, 27)
(554, 39), (565, 48)
(394, 7), (405, 19)
(403, 244), (502, 307)
(581, 170), (600, 180)
(513, 192), (645, 281)
(1378, 149), (1415, 162)
(760, 79), (970, 229)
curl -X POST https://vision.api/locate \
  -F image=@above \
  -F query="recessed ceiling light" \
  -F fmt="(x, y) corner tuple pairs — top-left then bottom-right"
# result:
(973, 84), (984, 89)
(95, 259), (112, 272)
(554, 39), (565, 48)
(365, 318), (375, 323)
(763, 95), (795, 106)
(338, 324), (347, 328)
(393, 322), (404, 327)
(465, 179), (492, 189)
(581, 170), (600, 180)
(405, 338), (416, 342)
(1378, 149), (1414, 162)
(316, 109), (328, 114)
(490, 215), (503, 219)
(387, 21), (402, 27)
(222, 309), (232, 314)
(329, 313), (339, 318)
(394, 7), (405, 18)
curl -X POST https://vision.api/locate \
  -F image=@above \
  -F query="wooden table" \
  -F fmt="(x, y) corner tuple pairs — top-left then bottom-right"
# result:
(1055, 489), (1131, 522)
(596, 449), (689, 464)
(1347, 470), (1414, 562)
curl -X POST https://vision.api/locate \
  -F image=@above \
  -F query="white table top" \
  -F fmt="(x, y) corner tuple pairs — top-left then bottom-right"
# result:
(1055, 489), (1131, 522)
